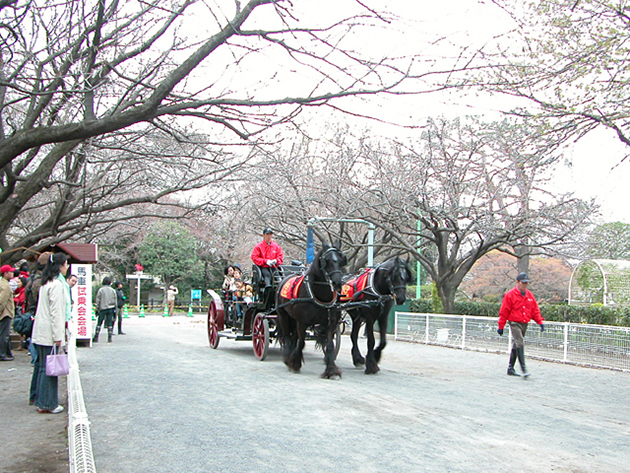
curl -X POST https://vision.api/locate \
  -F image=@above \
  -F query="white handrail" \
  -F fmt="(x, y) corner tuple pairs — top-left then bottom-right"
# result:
(67, 333), (97, 473)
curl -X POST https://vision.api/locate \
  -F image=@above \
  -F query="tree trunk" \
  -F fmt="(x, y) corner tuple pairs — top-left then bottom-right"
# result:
(437, 283), (456, 314)
(516, 240), (530, 275)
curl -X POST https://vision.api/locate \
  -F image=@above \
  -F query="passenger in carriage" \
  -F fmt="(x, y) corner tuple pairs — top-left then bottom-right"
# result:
(232, 267), (244, 321)
(222, 265), (235, 294)
(251, 228), (284, 288)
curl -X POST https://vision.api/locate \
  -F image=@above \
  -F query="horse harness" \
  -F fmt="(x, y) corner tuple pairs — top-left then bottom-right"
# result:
(339, 262), (406, 310)
(276, 247), (344, 310)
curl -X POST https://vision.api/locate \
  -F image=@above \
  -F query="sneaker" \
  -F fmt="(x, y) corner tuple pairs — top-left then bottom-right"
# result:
(37, 405), (64, 414)
(0, 356), (14, 361)
(507, 368), (521, 377)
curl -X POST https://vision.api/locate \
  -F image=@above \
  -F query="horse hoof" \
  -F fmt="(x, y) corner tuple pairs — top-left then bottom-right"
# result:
(353, 356), (366, 367)
(364, 364), (380, 375)
(321, 370), (342, 380)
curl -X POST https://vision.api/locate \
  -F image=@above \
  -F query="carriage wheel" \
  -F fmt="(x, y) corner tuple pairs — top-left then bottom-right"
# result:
(333, 323), (342, 360)
(252, 312), (270, 361)
(208, 302), (221, 349)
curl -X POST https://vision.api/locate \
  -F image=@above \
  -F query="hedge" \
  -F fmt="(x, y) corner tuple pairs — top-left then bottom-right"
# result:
(408, 299), (630, 327)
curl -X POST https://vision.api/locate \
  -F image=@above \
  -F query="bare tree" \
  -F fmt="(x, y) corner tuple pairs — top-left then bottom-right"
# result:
(0, 0), (453, 262)
(355, 117), (596, 313)
(233, 125), (400, 271)
(481, 0), (630, 154)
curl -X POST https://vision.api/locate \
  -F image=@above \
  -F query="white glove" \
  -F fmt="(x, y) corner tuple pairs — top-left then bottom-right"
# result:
(266, 259), (274, 266)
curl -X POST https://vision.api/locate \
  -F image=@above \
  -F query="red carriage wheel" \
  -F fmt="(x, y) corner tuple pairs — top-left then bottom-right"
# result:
(252, 312), (270, 361)
(208, 300), (221, 349)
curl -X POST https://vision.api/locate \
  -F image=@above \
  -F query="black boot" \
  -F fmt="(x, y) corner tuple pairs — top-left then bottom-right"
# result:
(107, 327), (113, 343)
(92, 327), (101, 343)
(507, 348), (520, 376)
(118, 317), (125, 335)
(516, 347), (530, 377)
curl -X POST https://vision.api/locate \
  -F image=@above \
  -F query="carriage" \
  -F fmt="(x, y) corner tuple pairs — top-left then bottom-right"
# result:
(206, 260), (342, 361)
(207, 244), (412, 378)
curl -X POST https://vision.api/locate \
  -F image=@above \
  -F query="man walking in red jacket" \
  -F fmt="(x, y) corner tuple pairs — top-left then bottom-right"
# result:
(497, 273), (545, 377)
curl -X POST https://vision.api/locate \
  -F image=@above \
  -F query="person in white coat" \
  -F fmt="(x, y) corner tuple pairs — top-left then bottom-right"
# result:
(29, 253), (69, 414)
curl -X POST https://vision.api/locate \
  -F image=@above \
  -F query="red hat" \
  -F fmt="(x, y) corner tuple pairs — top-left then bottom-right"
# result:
(0, 264), (17, 274)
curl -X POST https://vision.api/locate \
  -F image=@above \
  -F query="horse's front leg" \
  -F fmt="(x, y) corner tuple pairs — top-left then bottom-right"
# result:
(349, 310), (365, 367)
(322, 318), (342, 379)
(287, 321), (307, 373)
(364, 317), (379, 374)
(373, 311), (389, 363)
(277, 309), (294, 367)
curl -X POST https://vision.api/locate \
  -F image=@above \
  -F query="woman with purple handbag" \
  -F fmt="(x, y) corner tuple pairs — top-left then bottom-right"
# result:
(30, 253), (70, 414)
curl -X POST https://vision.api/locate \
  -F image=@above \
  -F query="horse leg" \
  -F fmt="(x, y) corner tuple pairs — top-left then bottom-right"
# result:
(373, 313), (388, 363)
(349, 311), (365, 367)
(277, 308), (294, 367)
(322, 320), (342, 379)
(364, 318), (379, 374)
(287, 321), (306, 373)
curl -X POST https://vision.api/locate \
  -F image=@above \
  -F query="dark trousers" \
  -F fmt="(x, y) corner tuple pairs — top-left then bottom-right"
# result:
(31, 344), (59, 410)
(117, 306), (124, 332)
(96, 308), (116, 329)
(0, 316), (13, 359)
(260, 267), (278, 287)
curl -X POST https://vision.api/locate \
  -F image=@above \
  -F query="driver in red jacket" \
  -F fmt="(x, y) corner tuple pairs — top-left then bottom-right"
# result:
(251, 228), (284, 288)
(497, 272), (545, 378)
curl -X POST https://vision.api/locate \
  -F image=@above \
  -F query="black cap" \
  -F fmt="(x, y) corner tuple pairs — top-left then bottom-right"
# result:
(516, 273), (530, 283)
(262, 228), (273, 234)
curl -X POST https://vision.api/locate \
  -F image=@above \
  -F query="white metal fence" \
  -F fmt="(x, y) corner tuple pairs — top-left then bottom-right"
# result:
(67, 333), (97, 473)
(394, 312), (630, 372)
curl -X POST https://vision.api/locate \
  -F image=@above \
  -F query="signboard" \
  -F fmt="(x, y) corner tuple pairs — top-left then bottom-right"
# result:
(191, 289), (202, 300)
(70, 263), (93, 346)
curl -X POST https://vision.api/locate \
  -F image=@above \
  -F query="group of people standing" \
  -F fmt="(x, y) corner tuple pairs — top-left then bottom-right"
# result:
(92, 278), (126, 343)
(0, 252), (73, 414)
(1, 251), (131, 415)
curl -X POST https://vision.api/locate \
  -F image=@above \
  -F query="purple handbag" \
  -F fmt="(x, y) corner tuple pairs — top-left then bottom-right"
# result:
(46, 345), (70, 377)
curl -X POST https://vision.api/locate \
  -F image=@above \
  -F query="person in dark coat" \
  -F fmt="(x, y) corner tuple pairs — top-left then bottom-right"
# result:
(115, 282), (126, 335)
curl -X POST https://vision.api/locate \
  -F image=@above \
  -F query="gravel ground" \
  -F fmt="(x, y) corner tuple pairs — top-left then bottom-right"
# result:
(70, 314), (630, 473)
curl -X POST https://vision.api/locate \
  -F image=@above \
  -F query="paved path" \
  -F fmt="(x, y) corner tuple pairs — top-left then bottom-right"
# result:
(76, 315), (630, 473)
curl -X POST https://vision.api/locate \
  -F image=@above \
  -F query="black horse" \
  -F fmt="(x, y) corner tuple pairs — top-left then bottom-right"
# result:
(342, 256), (412, 374)
(276, 244), (347, 379)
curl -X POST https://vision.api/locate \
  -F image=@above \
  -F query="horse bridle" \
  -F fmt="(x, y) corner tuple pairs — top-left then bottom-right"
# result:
(317, 247), (345, 290)
(385, 261), (410, 296)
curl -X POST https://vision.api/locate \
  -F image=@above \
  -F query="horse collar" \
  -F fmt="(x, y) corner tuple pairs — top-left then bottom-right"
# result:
(305, 273), (338, 308)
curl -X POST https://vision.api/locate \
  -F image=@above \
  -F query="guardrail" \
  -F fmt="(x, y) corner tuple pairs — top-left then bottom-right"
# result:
(394, 312), (630, 372)
(67, 332), (97, 473)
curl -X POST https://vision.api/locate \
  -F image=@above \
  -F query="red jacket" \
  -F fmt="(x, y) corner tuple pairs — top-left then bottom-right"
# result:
(251, 240), (284, 267)
(498, 286), (544, 330)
